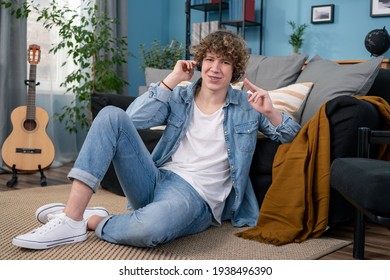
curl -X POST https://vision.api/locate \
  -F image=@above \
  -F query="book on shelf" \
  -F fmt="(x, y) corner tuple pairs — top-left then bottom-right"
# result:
(229, 0), (255, 21)
(192, 21), (219, 45)
(192, 0), (224, 4)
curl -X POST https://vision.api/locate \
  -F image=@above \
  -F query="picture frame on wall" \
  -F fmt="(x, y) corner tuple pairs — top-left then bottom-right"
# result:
(311, 4), (334, 24)
(371, 0), (390, 17)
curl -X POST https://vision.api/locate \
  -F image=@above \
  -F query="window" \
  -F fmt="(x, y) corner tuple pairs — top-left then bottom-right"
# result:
(26, 0), (83, 95)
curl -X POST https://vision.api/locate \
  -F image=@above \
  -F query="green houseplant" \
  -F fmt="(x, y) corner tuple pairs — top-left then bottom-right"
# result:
(1, 0), (129, 133)
(139, 39), (185, 71)
(288, 20), (309, 54)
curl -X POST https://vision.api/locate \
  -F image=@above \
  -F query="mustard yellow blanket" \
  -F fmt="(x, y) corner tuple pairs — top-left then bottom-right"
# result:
(236, 96), (390, 245)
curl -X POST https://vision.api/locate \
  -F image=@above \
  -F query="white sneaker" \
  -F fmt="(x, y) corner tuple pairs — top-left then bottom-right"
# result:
(12, 213), (87, 250)
(35, 203), (110, 224)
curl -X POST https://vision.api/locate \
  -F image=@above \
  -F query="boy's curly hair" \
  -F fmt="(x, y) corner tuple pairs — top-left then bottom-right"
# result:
(190, 30), (249, 84)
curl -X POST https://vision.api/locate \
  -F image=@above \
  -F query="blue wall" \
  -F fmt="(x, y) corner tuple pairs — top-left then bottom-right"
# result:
(264, 0), (390, 59)
(128, 0), (170, 96)
(128, 0), (390, 96)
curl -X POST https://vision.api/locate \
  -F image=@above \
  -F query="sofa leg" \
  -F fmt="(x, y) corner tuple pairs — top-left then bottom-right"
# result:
(353, 209), (365, 259)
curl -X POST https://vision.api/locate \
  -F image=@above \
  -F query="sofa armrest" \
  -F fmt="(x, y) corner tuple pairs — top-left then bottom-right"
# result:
(325, 95), (382, 226)
(326, 95), (382, 160)
(91, 93), (135, 119)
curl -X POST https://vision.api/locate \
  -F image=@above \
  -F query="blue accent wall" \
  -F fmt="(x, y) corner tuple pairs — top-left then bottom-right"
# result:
(127, 0), (390, 96)
(264, 0), (390, 59)
(128, 0), (170, 96)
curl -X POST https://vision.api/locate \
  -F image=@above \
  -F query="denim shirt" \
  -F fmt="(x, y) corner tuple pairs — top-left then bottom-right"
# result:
(126, 79), (301, 227)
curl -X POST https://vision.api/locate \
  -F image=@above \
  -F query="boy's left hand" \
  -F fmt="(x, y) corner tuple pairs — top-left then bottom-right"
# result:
(244, 78), (283, 126)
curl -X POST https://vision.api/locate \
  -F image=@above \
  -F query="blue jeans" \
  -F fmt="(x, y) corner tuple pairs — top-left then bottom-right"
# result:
(68, 106), (214, 247)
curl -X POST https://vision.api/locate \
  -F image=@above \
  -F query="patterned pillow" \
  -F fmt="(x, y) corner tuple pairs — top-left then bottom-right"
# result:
(248, 82), (314, 123)
(269, 82), (314, 122)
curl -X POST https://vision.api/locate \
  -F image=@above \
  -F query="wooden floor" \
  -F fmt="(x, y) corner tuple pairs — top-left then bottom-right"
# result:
(1, 162), (389, 260)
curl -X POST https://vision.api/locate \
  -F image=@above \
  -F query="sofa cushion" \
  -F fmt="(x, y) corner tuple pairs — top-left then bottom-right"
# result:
(268, 82), (313, 122)
(331, 158), (390, 214)
(247, 82), (313, 123)
(297, 55), (383, 125)
(244, 54), (308, 91)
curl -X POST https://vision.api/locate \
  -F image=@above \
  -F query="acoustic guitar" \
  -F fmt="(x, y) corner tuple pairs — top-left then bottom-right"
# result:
(1, 44), (55, 172)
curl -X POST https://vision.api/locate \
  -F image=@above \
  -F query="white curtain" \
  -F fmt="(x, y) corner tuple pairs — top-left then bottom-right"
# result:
(26, 0), (87, 168)
(95, 0), (129, 96)
(1, 1), (28, 173)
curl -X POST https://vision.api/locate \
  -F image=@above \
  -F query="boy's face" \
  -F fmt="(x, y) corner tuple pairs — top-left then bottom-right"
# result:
(201, 52), (234, 91)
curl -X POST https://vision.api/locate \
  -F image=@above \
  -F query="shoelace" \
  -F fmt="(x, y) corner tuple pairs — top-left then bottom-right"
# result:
(32, 213), (66, 235)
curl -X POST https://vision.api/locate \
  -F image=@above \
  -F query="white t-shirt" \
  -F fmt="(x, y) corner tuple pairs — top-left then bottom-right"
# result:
(161, 102), (232, 224)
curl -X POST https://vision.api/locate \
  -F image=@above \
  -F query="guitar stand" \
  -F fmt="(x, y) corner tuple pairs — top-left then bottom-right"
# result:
(39, 165), (48, 186)
(6, 165), (18, 188)
(6, 164), (48, 188)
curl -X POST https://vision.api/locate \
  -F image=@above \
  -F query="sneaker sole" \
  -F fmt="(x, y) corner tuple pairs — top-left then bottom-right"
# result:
(12, 233), (88, 250)
(36, 203), (110, 224)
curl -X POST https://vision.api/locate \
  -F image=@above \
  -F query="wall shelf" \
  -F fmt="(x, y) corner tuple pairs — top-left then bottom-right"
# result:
(191, 2), (229, 13)
(185, 0), (263, 59)
(221, 20), (261, 27)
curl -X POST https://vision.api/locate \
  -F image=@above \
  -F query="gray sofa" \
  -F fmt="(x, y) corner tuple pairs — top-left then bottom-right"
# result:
(92, 54), (389, 227)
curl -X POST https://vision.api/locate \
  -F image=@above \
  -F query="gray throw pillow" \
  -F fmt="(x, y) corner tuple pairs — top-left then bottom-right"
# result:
(297, 55), (383, 125)
(244, 53), (308, 91)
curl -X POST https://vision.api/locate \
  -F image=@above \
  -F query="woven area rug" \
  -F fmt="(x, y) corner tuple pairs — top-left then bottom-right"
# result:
(0, 184), (351, 260)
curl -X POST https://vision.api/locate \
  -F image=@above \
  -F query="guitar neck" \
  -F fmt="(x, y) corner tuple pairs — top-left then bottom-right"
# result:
(27, 64), (37, 121)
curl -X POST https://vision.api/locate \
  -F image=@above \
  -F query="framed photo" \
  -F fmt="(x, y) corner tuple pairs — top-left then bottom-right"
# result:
(311, 4), (335, 24)
(371, 0), (390, 17)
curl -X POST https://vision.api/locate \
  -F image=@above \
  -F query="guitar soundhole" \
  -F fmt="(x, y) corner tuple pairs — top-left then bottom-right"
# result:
(24, 119), (37, 131)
